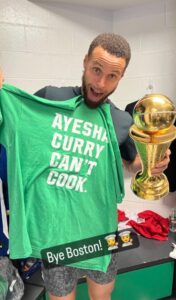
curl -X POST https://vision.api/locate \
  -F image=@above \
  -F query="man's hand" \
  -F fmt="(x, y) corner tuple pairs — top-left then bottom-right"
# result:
(0, 69), (4, 88)
(151, 149), (171, 176)
(123, 149), (171, 175)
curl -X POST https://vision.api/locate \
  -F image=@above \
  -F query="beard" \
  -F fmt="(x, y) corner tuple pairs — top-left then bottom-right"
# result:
(81, 74), (115, 109)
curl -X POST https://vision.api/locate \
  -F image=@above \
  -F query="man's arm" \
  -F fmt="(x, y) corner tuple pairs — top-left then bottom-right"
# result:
(110, 100), (171, 175)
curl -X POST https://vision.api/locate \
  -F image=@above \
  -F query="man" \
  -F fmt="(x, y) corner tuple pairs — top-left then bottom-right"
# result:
(0, 33), (170, 300)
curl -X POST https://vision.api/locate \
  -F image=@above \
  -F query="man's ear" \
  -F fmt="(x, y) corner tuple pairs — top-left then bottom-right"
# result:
(120, 73), (124, 80)
(83, 54), (88, 68)
(121, 69), (126, 79)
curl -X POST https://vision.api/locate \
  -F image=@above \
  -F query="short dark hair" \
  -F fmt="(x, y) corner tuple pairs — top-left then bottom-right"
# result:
(88, 33), (131, 69)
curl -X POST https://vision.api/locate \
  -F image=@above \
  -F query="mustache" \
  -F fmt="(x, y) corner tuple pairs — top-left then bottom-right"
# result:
(81, 73), (116, 108)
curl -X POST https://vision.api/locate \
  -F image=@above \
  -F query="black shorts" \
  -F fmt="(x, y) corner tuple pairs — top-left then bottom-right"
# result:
(42, 252), (118, 297)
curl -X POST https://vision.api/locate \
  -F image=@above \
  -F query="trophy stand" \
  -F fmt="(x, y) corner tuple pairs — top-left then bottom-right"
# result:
(129, 94), (176, 201)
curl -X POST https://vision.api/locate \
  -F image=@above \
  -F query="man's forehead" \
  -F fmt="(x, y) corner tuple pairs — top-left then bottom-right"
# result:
(90, 47), (126, 69)
(91, 46), (116, 60)
(91, 56), (126, 74)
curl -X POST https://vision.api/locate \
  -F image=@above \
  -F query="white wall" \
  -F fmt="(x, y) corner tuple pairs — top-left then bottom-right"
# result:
(0, 0), (175, 217)
(113, 0), (176, 217)
(112, 0), (176, 108)
(0, 0), (112, 92)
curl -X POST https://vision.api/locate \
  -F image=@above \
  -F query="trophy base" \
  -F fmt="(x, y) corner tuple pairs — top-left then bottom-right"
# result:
(131, 172), (169, 200)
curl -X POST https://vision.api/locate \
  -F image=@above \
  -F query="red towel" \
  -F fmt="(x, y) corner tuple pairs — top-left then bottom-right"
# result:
(118, 209), (129, 222)
(127, 210), (169, 241)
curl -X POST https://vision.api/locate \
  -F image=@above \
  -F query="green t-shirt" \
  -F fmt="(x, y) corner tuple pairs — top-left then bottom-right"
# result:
(0, 84), (124, 272)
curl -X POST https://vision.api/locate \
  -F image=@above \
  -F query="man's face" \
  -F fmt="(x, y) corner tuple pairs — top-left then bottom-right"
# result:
(82, 46), (126, 108)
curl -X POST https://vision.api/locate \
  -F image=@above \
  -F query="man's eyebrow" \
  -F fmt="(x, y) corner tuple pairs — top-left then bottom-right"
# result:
(92, 61), (120, 73)
(92, 61), (103, 67)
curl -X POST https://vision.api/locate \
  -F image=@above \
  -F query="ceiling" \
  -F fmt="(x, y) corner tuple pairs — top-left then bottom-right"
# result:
(32, 0), (153, 10)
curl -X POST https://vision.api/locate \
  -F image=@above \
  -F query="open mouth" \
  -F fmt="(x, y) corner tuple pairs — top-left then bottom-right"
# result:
(90, 87), (103, 100)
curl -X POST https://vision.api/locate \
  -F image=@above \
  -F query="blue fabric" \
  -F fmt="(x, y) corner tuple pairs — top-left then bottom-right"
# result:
(0, 146), (7, 183)
(0, 146), (9, 256)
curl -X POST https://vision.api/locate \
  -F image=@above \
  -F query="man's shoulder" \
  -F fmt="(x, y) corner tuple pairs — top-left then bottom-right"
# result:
(125, 100), (138, 116)
(109, 100), (133, 127)
(34, 86), (81, 101)
(108, 100), (133, 145)
(108, 100), (137, 160)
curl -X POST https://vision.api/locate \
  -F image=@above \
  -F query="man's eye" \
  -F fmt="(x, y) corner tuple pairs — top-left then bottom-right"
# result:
(109, 74), (117, 80)
(93, 67), (101, 74)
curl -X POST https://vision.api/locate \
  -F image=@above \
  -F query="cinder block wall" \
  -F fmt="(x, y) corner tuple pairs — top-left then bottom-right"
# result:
(0, 0), (112, 92)
(112, 0), (176, 107)
(0, 0), (175, 217)
(113, 0), (176, 217)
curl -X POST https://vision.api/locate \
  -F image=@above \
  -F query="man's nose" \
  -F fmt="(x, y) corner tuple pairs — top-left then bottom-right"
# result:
(97, 75), (106, 89)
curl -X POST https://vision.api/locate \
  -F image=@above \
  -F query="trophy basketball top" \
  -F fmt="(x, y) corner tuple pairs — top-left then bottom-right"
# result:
(133, 94), (176, 133)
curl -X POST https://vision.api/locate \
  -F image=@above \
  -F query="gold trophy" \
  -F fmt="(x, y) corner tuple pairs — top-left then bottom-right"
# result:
(129, 94), (176, 200)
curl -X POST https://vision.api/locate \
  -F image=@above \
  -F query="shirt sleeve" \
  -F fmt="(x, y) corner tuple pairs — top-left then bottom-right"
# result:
(119, 135), (137, 161)
(34, 86), (81, 101)
(34, 87), (47, 98)
(110, 101), (137, 162)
